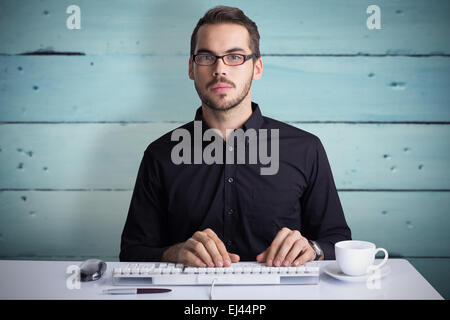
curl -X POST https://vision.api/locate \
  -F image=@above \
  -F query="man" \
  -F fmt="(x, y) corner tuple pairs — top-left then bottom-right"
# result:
(120, 6), (351, 267)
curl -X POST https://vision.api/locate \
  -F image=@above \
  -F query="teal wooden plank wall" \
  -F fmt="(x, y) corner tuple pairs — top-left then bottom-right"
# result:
(0, 0), (449, 298)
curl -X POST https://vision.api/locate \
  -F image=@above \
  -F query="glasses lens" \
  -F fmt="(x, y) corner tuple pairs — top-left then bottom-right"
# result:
(224, 54), (244, 65)
(195, 55), (215, 65)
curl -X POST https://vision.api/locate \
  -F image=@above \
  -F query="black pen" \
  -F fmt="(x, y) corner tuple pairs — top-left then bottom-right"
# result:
(103, 288), (172, 295)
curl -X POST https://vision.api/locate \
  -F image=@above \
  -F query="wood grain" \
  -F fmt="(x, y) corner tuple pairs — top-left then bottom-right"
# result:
(0, 123), (448, 189)
(0, 0), (449, 55)
(0, 191), (448, 259)
(1, 56), (449, 122)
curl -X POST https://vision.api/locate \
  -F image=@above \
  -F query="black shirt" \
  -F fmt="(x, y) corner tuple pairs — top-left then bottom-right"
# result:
(120, 102), (351, 262)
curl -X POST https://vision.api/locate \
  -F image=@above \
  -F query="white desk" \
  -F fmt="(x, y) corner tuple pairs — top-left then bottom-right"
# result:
(0, 259), (443, 300)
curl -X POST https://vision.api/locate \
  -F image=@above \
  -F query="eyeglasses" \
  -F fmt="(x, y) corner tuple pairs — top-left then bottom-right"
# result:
(192, 53), (257, 66)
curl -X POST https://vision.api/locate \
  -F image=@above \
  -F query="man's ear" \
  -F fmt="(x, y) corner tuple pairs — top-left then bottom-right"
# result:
(252, 57), (263, 80)
(188, 57), (194, 80)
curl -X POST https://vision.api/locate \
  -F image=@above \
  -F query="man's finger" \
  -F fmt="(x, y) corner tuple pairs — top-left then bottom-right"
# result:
(194, 232), (224, 267)
(179, 247), (207, 267)
(284, 239), (306, 266)
(203, 228), (218, 238)
(274, 231), (303, 266)
(206, 230), (233, 267)
(292, 244), (316, 266)
(185, 237), (214, 267)
(256, 249), (267, 263)
(228, 253), (240, 263)
(265, 227), (291, 266)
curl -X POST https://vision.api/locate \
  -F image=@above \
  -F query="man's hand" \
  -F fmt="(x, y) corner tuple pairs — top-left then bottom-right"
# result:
(256, 227), (319, 266)
(161, 228), (240, 267)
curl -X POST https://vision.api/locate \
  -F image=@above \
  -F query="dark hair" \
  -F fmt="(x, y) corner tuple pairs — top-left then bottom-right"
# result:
(190, 6), (260, 60)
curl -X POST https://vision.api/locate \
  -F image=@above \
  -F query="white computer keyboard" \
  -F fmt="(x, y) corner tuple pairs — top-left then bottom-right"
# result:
(112, 262), (319, 286)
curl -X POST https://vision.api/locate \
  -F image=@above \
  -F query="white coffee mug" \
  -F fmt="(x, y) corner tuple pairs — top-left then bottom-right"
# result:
(335, 240), (388, 276)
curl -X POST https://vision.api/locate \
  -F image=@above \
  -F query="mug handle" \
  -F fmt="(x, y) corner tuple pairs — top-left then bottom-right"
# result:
(371, 248), (389, 270)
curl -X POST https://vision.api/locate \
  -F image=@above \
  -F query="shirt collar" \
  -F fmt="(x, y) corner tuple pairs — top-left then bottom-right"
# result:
(194, 101), (264, 131)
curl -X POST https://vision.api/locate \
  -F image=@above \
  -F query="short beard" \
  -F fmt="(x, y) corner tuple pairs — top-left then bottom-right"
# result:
(194, 75), (252, 112)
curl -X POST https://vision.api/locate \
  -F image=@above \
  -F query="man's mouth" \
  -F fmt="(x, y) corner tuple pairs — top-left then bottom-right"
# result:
(210, 83), (233, 93)
(211, 87), (232, 93)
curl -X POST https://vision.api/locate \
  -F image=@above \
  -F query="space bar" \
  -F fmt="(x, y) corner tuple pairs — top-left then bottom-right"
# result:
(196, 274), (279, 285)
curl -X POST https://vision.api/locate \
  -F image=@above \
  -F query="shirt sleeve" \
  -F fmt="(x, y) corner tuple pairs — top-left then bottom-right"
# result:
(119, 149), (170, 262)
(300, 136), (352, 260)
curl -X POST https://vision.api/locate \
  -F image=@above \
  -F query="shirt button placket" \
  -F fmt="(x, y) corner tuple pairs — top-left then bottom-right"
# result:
(224, 140), (236, 248)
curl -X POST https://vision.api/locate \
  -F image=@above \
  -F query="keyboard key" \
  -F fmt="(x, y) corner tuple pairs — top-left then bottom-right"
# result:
(185, 267), (195, 274)
(216, 267), (225, 274)
(131, 268), (140, 275)
(153, 268), (163, 274)
(198, 268), (206, 274)
(296, 266), (306, 273)
(234, 267), (243, 274)
(288, 267), (296, 274)
(252, 267), (261, 274)
(123, 267), (131, 275)
(269, 267), (278, 274)
(140, 267), (149, 275)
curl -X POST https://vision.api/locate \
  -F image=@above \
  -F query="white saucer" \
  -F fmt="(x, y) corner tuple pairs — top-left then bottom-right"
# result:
(324, 262), (391, 282)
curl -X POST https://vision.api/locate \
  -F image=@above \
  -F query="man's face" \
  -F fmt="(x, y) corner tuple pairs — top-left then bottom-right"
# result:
(189, 23), (262, 112)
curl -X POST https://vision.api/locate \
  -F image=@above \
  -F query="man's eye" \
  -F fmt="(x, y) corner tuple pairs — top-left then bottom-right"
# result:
(229, 55), (241, 60)
(199, 55), (214, 61)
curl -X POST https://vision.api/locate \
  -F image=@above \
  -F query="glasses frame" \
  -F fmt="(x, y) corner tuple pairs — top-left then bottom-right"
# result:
(192, 53), (257, 66)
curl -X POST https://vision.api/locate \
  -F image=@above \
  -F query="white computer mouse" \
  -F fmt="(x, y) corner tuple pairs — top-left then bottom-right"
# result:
(79, 259), (107, 282)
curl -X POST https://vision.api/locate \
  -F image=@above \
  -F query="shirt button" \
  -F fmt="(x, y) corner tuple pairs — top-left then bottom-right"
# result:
(227, 240), (232, 246)
(227, 177), (234, 183)
(228, 145), (233, 152)
(227, 209), (234, 215)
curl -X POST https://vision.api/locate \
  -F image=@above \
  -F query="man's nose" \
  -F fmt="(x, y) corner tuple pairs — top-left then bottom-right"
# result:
(212, 57), (228, 76)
